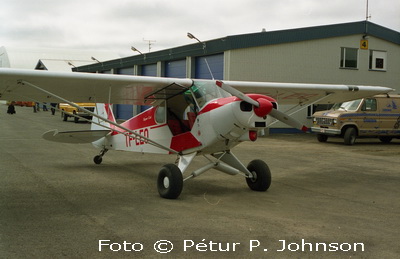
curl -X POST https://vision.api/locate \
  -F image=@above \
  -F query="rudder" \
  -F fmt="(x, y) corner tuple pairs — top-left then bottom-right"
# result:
(91, 103), (116, 131)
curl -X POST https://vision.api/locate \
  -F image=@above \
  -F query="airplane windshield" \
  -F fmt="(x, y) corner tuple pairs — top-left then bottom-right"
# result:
(166, 81), (232, 135)
(190, 81), (231, 109)
(332, 99), (362, 111)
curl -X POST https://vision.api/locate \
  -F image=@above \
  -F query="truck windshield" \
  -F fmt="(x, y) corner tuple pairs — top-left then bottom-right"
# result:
(332, 99), (362, 111)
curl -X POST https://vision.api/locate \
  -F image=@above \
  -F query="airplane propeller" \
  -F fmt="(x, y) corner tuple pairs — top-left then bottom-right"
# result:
(269, 109), (308, 132)
(216, 81), (308, 132)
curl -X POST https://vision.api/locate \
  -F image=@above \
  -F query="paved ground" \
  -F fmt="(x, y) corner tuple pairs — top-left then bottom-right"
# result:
(1, 104), (399, 258)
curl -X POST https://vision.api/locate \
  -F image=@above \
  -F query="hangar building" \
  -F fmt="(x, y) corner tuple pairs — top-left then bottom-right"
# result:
(74, 21), (400, 131)
(0, 46), (121, 71)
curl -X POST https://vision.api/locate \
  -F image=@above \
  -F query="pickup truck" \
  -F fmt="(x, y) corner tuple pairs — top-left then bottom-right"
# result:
(59, 103), (96, 123)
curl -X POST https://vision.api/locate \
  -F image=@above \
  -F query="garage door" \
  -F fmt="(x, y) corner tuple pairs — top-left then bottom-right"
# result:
(141, 63), (157, 76)
(195, 53), (224, 80)
(165, 59), (186, 78)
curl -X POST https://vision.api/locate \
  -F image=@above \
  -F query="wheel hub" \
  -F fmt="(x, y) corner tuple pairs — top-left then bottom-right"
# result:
(248, 171), (257, 183)
(163, 177), (170, 188)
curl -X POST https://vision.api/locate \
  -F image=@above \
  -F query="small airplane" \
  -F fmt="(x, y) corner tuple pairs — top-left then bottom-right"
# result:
(0, 68), (393, 198)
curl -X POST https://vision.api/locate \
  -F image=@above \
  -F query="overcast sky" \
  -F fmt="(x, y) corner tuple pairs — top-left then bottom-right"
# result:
(1, 0), (399, 57)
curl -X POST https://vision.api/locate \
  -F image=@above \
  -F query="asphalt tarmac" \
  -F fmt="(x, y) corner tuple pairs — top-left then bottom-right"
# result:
(1, 104), (399, 258)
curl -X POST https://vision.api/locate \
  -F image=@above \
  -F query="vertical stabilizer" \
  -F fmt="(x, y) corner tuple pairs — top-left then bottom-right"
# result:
(91, 103), (116, 131)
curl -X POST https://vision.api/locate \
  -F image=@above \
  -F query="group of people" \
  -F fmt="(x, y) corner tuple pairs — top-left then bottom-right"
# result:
(7, 102), (57, 115)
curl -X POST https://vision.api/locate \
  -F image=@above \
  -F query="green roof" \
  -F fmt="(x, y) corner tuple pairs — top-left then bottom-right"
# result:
(74, 21), (400, 73)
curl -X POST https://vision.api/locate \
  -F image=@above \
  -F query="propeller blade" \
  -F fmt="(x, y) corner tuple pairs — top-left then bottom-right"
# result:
(216, 81), (259, 107)
(269, 109), (309, 132)
(216, 80), (308, 132)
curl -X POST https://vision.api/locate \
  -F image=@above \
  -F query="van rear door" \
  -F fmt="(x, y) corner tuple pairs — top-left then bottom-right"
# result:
(379, 97), (400, 135)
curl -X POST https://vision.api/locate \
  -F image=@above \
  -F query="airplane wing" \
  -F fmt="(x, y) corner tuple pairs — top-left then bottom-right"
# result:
(0, 68), (393, 106)
(223, 80), (394, 106)
(0, 68), (193, 105)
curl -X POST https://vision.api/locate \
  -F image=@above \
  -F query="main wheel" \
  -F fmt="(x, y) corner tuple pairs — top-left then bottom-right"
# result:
(246, 159), (271, 192)
(344, 127), (357, 145)
(157, 164), (183, 199)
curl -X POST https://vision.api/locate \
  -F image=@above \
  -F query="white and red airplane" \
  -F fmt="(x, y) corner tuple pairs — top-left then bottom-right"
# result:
(0, 68), (393, 198)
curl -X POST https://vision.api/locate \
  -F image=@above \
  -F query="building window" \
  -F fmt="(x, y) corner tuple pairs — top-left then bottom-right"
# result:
(340, 47), (358, 69)
(369, 50), (387, 71)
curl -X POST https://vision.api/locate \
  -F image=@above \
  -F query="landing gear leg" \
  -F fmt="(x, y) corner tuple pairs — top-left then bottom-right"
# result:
(94, 148), (108, 165)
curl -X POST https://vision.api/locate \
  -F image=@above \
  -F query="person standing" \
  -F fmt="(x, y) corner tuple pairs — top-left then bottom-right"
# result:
(7, 101), (16, 114)
(50, 103), (57, 115)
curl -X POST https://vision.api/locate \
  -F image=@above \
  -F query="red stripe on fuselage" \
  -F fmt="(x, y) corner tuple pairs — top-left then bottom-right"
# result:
(170, 132), (202, 153)
(198, 96), (239, 115)
(121, 108), (157, 130)
(111, 107), (158, 135)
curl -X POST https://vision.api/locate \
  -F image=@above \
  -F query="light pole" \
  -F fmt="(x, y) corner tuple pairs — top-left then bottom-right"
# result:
(131, 46), (143, 55)
(187, 32), (206, 49)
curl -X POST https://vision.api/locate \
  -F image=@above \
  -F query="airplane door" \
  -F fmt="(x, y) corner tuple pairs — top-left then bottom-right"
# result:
(359, 98), (379, 136)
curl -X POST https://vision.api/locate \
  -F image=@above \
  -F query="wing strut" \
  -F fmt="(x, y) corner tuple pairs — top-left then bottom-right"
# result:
(19, 80), (180, 155)
(267, 92), (334, 128)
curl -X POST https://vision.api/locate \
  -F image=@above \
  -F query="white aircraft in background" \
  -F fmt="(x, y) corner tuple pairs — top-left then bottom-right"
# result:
(0, 68), (393, 198)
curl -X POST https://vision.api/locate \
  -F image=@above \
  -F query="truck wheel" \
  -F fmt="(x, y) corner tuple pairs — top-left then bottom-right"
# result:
(317, 134), (328, 142)
(379, 136), (393, 143)
(344, 127), (357, 145)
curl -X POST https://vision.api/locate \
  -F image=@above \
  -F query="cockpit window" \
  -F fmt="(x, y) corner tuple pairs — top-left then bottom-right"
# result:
(190, 81), (231, 110)
(155, 103), (166, 124)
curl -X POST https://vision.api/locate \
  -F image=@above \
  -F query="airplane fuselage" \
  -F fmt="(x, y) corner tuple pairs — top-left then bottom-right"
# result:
(93, 92), (276, 156)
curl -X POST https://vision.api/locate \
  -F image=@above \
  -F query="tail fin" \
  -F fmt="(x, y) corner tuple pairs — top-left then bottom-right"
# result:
(91, 103), (116, 131)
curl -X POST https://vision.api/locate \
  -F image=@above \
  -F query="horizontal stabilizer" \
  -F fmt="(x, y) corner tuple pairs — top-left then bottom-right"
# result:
(42, 130), (110, 144)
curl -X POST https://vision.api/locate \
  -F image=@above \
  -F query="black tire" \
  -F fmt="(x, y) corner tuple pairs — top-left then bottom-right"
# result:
(246, 159), (271, 192)
(74, 116), (79, 123)
(157, 164), (183, 199)
(93, 155), (103, 164)
(379, 136), (393, 143)
(344, 127), (357, 145)
(317, 134), (328, 142)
